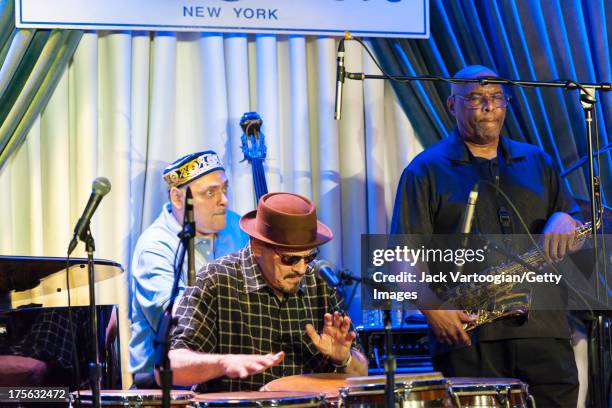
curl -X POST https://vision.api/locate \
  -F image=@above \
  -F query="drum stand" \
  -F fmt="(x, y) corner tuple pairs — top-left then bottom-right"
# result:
(155, 301), (178, 408)
(84, 228), (102, 408)
(154, 243), (186, 408)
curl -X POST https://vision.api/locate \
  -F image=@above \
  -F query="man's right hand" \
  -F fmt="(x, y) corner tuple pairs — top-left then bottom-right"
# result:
(218, 352), (285, 379)
(422, 310), (474, 346)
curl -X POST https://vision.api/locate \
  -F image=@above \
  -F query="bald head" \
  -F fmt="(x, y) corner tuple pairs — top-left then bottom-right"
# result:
(450, 65), (499, 95)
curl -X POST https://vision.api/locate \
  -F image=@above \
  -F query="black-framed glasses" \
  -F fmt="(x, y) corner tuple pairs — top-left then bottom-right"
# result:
(453, 93), (511, 110)
(274, 248), (319, 266)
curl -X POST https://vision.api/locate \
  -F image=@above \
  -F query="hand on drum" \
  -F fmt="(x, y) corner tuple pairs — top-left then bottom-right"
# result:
(422, 310), (474, 346)
(305, 312), (355, 364)
(219, 352), (285, 379)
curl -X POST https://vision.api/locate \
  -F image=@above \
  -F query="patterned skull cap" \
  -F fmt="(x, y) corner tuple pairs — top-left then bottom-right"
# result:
(162, 150), (224, 188)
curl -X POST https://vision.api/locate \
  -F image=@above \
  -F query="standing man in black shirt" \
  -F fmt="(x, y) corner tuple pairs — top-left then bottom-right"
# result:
(391, 65), (582, 407)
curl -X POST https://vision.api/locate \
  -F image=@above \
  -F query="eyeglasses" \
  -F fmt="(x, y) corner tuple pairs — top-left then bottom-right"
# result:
(453, 93), (510, 110)
(274, 248), (319, 266)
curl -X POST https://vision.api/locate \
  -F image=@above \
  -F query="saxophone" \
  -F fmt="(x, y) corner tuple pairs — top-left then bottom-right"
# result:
(443, 221), (596, 331)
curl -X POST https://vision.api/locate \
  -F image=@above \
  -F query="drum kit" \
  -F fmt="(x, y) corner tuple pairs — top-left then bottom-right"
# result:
(69, 373), (536, 407)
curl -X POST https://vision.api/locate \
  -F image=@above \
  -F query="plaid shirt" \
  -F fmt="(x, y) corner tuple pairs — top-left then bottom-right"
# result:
(170, 243), (358, 392)
(9, 308), (91, 371)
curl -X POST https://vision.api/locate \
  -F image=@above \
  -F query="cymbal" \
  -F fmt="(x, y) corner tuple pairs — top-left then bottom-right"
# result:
(0, 256), (123, 293)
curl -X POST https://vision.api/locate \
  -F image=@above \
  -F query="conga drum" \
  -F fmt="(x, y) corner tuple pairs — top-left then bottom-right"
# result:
(193, 391), (326, 407)
(340, 373), (453, 407)
(448, 378), (534, 408)
(264, 372), (450, 407)
(70, 389), (193, 407)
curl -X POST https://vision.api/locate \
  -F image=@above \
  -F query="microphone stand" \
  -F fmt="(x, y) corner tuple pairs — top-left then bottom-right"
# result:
(337, 271), (396, 406)
(340, 63), (609, 239)
(383, 309), (396, 408)
(154, 209), (194, 408)
(186, 187), (196, 287)
(84, 226), (101, 408)
(558, 92), (608, 407)
(578, 87), (608, 408)
(340, 58), (610, 408)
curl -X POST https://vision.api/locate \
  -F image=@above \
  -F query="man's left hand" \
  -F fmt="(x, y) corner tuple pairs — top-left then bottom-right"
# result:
(542, 212), (583, 262)
(305, 311), (356, 365)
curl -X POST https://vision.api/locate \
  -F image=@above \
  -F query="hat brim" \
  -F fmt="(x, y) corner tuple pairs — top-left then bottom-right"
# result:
(240, 209), (333, 249)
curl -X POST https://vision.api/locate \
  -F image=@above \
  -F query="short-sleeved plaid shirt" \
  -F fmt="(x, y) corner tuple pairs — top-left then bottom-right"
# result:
(170, 243), (358, 392)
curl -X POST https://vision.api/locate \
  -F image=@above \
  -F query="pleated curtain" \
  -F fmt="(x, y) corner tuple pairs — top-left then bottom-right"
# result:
(0, 31), (423, 386)
(372, 0), (612, 207)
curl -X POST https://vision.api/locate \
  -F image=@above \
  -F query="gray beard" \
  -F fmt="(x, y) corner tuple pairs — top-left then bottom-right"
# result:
(281, 284), (301, 295)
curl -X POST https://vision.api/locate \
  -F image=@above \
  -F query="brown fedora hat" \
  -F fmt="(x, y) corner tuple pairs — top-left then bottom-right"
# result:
(240, 192), (333, 249)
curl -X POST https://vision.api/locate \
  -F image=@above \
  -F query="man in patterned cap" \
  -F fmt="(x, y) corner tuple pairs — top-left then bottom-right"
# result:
(129, 150), (248, 388)
(167, 192), (368, 392)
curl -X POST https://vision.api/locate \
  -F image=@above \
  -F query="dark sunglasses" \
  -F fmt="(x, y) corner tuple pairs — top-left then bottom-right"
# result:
(274, 248), (319, 266)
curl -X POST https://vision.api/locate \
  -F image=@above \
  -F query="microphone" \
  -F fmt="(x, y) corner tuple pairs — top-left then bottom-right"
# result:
(334, 38), (346, 121)
(460, 183), (479, 248)
(67, 177), (111, 255)
(313, 260), (340, 287)
(185, 187), (196, 286)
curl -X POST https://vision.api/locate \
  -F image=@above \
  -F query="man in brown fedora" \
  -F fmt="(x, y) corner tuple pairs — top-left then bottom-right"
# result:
(166, 192), (368, 392)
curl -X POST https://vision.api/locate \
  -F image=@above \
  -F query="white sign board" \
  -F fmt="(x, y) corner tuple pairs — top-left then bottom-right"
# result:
(16, 0), (429, 38)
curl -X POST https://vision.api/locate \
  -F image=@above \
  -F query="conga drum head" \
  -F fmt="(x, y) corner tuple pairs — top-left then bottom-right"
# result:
(71, 389), (193, 407)
(448, 378), (532, 408)
(262, 373), (353, 402)
(340, 378), (453, 407)
(193, 391), (326, 407)
(344, 372), (444, 386)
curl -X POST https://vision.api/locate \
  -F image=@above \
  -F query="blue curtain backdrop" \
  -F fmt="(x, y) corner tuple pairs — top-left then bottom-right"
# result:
(371, 0), (611, 208)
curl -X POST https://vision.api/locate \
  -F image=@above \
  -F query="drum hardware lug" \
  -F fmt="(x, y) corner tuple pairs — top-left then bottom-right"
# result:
(528, 394), (537, 408)
(449, 387), (463, 408)
(494, 385), (510, 408)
